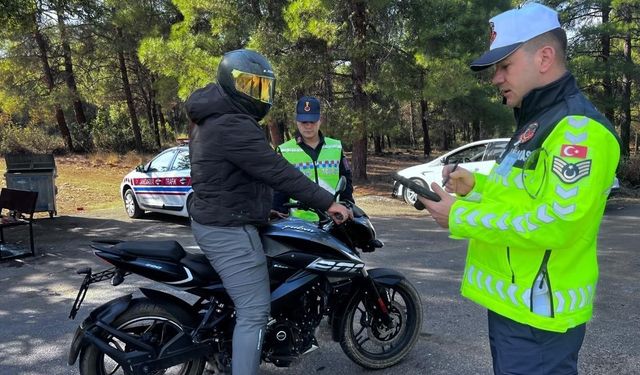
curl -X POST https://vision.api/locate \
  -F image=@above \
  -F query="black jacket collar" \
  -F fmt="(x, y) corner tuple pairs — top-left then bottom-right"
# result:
(295, 130), (325, 149)
(514, 72), (578, 128)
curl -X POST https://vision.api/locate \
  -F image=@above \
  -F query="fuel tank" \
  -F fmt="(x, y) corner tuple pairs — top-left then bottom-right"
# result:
(260, 218), (360, 262)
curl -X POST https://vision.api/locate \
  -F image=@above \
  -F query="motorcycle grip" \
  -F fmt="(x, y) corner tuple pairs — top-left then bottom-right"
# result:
(394, 174), (441, 203)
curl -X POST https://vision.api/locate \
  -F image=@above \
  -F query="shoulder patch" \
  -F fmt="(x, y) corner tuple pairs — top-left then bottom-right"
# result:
(552, 157), (591, 184)
(560, 144), (588, 159)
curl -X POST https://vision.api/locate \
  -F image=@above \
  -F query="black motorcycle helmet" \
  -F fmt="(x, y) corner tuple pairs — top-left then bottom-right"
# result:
(217, 49), (276, 120)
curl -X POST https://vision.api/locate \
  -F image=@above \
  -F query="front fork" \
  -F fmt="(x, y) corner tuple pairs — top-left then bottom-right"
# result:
(361, 269), (394, 326)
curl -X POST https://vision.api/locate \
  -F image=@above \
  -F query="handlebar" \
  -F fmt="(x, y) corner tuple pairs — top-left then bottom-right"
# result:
(282, 201), (349, 225)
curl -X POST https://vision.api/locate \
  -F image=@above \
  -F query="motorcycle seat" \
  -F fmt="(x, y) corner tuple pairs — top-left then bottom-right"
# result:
(114, 240), (186, 262)
(181, 253), (222, 283)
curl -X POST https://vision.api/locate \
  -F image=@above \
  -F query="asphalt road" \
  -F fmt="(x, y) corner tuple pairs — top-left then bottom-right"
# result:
(1, 202), (639, 375)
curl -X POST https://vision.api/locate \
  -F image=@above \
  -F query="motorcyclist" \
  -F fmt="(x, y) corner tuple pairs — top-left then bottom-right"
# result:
(185, 49), (352, 375)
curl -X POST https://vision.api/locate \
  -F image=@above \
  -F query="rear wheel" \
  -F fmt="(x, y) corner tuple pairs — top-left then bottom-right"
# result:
(402, 178), (426, 206)
(79, 300), (205, 375)
(339, 279), (422, 369)
(124, 188), (144, 218)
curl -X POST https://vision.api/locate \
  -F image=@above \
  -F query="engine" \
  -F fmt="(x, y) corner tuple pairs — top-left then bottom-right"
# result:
(263, 283), (327, 367)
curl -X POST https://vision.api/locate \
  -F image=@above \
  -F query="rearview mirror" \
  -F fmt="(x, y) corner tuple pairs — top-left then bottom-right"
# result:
(334, 176), (347, 200)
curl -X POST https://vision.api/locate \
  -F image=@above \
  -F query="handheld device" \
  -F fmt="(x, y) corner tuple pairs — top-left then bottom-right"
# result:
(394, 174), (441, 204)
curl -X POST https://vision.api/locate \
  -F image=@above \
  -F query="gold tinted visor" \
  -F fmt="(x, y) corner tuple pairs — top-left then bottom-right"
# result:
(232, 69), (274, 104)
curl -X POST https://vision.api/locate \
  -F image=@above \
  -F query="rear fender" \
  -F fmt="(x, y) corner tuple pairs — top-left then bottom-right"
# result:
(330, 268), (406, 342)
(68, 294), (133, 365)
(139, 288), (197, 319)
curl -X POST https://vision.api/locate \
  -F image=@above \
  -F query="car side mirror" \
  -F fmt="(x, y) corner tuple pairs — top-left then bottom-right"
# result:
(135, 164), (145, 172)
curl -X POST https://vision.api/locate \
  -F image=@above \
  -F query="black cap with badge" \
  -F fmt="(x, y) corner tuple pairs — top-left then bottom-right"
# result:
(470, 3), (561, 71)
(296, 96), (321, 122)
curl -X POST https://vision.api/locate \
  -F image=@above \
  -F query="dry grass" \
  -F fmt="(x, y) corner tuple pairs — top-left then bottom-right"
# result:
(1, 154), (137, 216)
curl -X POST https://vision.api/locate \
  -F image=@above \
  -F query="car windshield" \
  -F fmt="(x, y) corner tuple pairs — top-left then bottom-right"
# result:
(147, 150), (175, 172)
(484, 142), (507, 161)
(171, 150), (190, 170)
(446, 144), (487, 164)
(445, 141), (508, 164)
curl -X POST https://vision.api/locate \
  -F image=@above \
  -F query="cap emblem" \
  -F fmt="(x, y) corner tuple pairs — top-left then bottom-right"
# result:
(304, 102), (311, 112)
(489, 22), (497, 45)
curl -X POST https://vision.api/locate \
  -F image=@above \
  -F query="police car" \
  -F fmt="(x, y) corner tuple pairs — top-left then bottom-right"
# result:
(120, 146), (192, 218)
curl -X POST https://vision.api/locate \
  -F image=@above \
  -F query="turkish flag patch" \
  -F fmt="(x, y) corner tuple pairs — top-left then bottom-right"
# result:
(560, 144), (588, 159)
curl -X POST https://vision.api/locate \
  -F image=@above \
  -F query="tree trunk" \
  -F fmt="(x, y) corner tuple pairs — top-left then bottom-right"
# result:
(409, 101), (416, 148)
(472, 119), (480, 141)
(350, 0), (368, 181)
(374, 133), (383, 154)
(33, 15), (73, 152)
(267, 118), (284, 147)
(157, 104), (168, 141)
(116, 27), (143, 153)
(55, 5), (87, 130)
(150, 88), (161, 149)
(619, 5), (632, 157)
(420, 98), (431, 157)
(600, 4), (615, 124)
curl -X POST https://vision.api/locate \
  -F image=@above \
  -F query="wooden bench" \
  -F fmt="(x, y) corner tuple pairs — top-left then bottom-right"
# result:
(0, 188), (38, 260)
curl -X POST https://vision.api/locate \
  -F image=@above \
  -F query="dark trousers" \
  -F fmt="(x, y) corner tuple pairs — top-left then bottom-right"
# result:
(488, 310), (586, 375)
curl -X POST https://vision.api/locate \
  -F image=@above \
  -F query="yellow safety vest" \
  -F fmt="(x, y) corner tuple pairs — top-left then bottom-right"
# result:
(278, 137), (342, 221)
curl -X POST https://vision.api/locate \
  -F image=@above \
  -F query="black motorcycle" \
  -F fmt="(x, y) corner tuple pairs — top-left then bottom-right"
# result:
(68, 181), (423, 375)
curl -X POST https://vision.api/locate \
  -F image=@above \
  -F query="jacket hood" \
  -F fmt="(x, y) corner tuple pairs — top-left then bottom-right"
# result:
(185, 83), (248, 125)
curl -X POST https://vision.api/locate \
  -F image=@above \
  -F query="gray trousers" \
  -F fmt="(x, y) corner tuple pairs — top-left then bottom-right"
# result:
(191, 220), (271, 375)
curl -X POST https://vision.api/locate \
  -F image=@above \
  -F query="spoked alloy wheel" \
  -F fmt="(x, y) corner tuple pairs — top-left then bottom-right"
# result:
(124, 189), (144, 218)
(79, 300), (204, 375)
(340, 279), (422, 369)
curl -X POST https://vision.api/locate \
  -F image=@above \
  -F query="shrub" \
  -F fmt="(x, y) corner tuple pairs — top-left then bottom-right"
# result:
(92, 105), (137, 153)
(0, 122), (66, 154)
(92, 105), (165, 153)
(69, 122), (95, 153)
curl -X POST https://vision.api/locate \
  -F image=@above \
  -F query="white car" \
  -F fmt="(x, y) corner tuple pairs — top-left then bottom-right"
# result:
(120, 146), (192, 218)
(393, 138), (510, 205)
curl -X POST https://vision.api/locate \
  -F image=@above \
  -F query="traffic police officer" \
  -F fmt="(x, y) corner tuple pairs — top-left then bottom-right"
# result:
(420, 4), (621, 374)
(273, 96), (354, 221)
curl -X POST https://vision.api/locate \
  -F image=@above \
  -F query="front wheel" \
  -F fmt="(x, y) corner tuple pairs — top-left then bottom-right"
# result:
(79, 299), (205, 375)
(124, 188), (144, 218)
(339, 279), (422, 369)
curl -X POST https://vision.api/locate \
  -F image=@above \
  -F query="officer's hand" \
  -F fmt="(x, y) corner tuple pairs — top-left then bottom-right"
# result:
(327, 203), (353, 224)
(442, 165), (475, 196)
(419, 183), (455, 229)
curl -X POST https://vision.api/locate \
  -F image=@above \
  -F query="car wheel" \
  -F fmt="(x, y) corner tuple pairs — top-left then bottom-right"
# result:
(186, 193), (193, 216)
(124, 188), (144, 218)
(402, 178), (426, 206)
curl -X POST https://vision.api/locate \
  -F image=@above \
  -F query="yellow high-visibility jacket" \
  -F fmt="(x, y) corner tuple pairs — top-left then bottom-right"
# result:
(449, 73), (620, 332)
